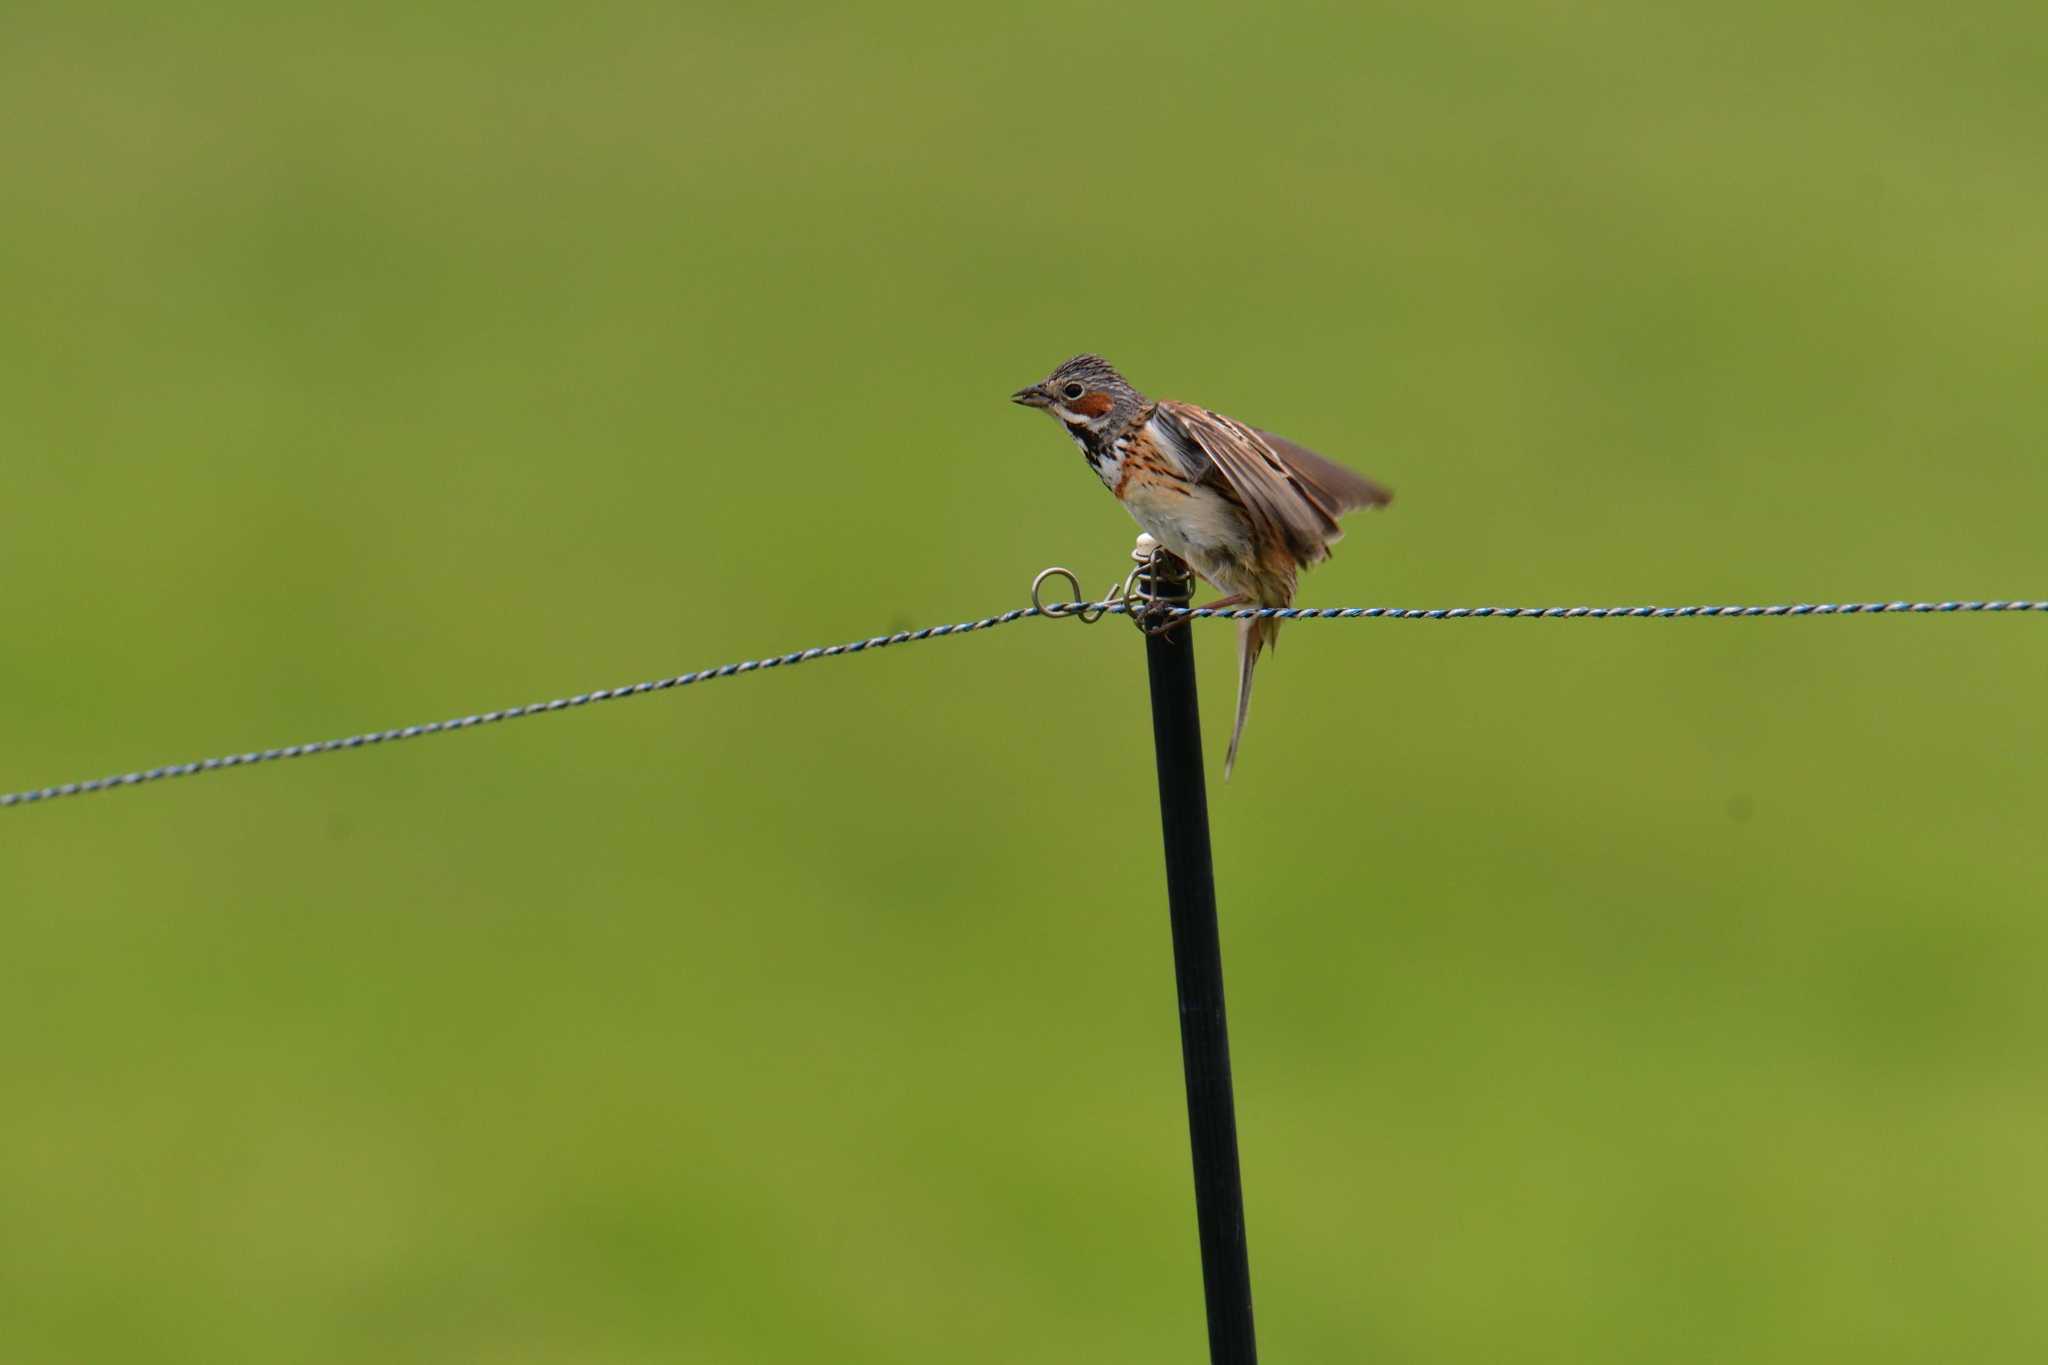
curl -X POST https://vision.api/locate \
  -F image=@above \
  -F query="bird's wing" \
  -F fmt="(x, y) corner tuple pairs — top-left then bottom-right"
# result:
(1252, 428), (1392, 515)
(1155, 401), (1381, 564)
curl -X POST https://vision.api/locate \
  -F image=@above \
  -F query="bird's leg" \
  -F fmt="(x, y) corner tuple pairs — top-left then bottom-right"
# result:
(1143, 592), (1248, 636)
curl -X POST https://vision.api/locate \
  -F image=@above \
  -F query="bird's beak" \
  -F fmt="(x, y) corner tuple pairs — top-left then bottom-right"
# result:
(1011, 386), (1051, 409)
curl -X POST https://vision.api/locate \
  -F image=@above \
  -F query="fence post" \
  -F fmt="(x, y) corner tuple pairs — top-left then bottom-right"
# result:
(1132, 535), (1259, 1365)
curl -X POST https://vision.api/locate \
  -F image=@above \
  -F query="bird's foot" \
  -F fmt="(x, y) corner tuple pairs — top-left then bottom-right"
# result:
(1141, 593), (1250, 635)
(1141, 612), (1184, 637)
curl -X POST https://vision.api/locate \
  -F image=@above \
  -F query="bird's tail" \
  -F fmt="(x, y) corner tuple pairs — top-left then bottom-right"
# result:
(1225, 616), (1279, 781)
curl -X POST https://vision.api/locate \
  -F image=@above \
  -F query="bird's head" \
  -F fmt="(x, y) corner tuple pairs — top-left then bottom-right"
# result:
(1011, 354), (1146, 435)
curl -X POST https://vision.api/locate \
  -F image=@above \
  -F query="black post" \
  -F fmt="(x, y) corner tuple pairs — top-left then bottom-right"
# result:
(1135, 540), (1258, 1365)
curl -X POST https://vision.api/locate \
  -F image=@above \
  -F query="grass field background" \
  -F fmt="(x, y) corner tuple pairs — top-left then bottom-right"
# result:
(4, 3), (2046, 1360)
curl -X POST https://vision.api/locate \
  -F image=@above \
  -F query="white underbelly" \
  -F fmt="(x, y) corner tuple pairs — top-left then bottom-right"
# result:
(1121, 482), (1256, 588)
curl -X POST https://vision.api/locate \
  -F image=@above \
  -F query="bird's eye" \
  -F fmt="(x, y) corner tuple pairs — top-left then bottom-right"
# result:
(1061, 383), (1086, 401)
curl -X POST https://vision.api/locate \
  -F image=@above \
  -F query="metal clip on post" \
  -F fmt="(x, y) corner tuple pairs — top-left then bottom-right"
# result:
(1130, 532), (1258, 1365)
(1127, 533), (1192, 637)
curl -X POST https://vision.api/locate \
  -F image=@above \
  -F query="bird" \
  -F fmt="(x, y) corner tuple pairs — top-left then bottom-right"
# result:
(1012, 354), (1391, 779)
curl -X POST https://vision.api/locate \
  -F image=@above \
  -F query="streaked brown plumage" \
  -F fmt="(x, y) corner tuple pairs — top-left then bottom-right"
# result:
(1012, 354), (1391, 778)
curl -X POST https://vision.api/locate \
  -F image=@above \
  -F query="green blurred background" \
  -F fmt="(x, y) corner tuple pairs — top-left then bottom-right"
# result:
(3, 2), (2045, 1360)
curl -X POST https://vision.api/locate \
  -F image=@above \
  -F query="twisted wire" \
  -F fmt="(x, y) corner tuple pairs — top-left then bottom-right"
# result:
(1, 604), (1057, 810)
(1177, 599), (2048, 621)
(3, 597), (2041, 810)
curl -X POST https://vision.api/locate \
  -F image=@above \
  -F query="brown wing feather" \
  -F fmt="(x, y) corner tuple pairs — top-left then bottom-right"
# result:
(1157, 401), (1369, 567)
(1253, 428), (1392, 514)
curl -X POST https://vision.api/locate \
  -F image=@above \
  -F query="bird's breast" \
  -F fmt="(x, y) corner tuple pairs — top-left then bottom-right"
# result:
(1114, 451), (1257, 590)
